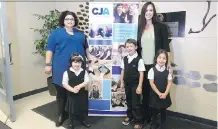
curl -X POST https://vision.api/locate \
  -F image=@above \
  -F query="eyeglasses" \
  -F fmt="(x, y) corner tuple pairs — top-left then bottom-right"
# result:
(72, 53), (79, 56)
(64, 18), (74, 21)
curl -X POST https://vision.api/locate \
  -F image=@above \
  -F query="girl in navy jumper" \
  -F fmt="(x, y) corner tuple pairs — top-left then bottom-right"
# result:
(148, 49), (172, 129)
(62, 53), (91, 129)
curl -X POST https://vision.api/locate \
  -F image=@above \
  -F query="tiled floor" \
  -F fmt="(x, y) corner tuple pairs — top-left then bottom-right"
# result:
(0, 91), (61, 129)
(0, 91), (216, 129)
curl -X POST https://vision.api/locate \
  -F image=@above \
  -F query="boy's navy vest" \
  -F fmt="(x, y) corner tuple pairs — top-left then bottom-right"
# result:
(123, 56), (141, 84)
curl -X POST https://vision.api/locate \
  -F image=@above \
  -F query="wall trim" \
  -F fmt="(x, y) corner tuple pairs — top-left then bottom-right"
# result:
(13, 87), (48, 101)
(167, 110), (217, 127)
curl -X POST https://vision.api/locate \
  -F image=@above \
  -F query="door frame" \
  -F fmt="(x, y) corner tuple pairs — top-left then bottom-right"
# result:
(0, 2), (16, 122)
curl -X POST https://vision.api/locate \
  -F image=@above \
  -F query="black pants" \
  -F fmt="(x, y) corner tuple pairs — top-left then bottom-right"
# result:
(151, 108), (166, 124)
(125, 83), (142, 124)
(141, 64), (153, 123)
(55, 84), (67, 115)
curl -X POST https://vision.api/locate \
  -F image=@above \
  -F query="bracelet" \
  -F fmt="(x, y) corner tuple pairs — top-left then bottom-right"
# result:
(45, 63), (52, 66)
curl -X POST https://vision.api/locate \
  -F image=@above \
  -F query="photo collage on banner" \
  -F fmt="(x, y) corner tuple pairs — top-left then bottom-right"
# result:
(88, 2), (139, 116)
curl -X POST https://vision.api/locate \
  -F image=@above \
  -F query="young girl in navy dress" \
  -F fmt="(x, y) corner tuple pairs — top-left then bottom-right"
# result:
(148, 49), (172, 129)
(62, 53), (91, 129)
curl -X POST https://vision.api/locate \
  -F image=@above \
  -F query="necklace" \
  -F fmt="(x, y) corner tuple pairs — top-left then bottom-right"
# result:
(65, 27), (74, 35)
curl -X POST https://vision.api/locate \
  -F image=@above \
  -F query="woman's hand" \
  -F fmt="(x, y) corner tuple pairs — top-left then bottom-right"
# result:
(45, 66), (52, 74)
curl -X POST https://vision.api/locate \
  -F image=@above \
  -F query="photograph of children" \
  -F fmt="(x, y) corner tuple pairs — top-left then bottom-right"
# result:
(88, 79), (102, 99)
(111, 75), (125, 92)
(111, 92), (127, 111)
(87, 60), (112, 80)
(89, 45), (112, 60)
(111, 75), (126, 111)
(112, 43), (128, 66)
(89, 24), (112, 39)
(113, 3), (139, 24)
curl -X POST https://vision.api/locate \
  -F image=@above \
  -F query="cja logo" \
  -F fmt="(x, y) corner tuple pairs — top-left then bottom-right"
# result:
(92, 8), (110, 15)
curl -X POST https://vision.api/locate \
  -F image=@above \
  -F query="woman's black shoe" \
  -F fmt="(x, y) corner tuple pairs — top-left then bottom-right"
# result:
(81, 121), (91, 128)
(55, 114), (64, 127)
(68, 124), (75, 129)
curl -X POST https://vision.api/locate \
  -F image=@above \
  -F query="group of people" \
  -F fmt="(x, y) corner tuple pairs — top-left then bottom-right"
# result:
(44, 1), (172, 129)
(89, 25), (112, 39)
(90, 46), (112, 60)
(114, 3), (139, 23)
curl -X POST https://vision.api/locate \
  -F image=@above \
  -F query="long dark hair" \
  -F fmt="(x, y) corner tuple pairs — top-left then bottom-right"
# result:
(153, 49), (168, 67)
(138, 2), (158, 42)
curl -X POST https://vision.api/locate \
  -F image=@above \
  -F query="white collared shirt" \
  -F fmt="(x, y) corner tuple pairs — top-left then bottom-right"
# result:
(62, 67), (89, 85)
(121, 52), (146, 72)
(148, 64), (172, 80)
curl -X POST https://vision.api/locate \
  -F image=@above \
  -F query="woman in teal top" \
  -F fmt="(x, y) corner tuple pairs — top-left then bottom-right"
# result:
(45, 10), (90, 127)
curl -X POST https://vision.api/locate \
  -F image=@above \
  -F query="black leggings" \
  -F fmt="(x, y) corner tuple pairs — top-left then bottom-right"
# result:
(141, 64), (153, 123)
(55, 84), (67, 115)
(151, 108), (167, 124)
(70, 114), (85, 125)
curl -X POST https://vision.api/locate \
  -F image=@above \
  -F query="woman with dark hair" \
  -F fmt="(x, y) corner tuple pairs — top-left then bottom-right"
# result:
(44, 10), (91, 127)
(137, 1), (171, 127)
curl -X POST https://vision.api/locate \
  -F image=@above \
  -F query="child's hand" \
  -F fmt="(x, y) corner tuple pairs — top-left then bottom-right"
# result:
(120, 82), (124, 89)
(158, 93), (164, 98)
(71, 88), (76, 93)
(160, 93), (167, 99)
(74, 86), (81, 91)
(136, 86), (142, 95)
(74, 88), (79, 93)
(71, 87), (79, 93)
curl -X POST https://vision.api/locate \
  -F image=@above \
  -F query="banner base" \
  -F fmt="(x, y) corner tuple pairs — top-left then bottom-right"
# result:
(88, 110), (126, 116)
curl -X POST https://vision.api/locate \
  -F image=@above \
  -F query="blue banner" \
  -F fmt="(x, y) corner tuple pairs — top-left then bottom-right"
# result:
(88, 2), (139, 116)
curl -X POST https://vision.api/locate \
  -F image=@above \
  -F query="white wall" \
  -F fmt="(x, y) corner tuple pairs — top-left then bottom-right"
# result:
(139, 2), (217, 121)
(55, 2), (87, 12)
(6, 2), (56, 95)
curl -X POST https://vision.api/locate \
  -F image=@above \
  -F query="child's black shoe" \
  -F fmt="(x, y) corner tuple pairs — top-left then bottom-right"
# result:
(134, 124), (142, 129)
(122, 117), (134, 125)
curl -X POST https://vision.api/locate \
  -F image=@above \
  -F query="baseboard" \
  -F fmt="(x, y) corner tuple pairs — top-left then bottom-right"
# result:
(13, 87), (48, 101)
(12, 88), (217, 127)
(167, 110), (217, 127)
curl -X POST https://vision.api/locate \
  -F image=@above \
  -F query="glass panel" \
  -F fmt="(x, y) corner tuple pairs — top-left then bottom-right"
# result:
(0, 2), (6, 91)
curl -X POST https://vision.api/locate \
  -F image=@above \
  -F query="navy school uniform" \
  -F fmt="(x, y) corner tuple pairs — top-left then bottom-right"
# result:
(148, 65), (172, 109)
(121, 52), (145, 123)
(62, 68), (89, 119)
(148, 65), (172, 128)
